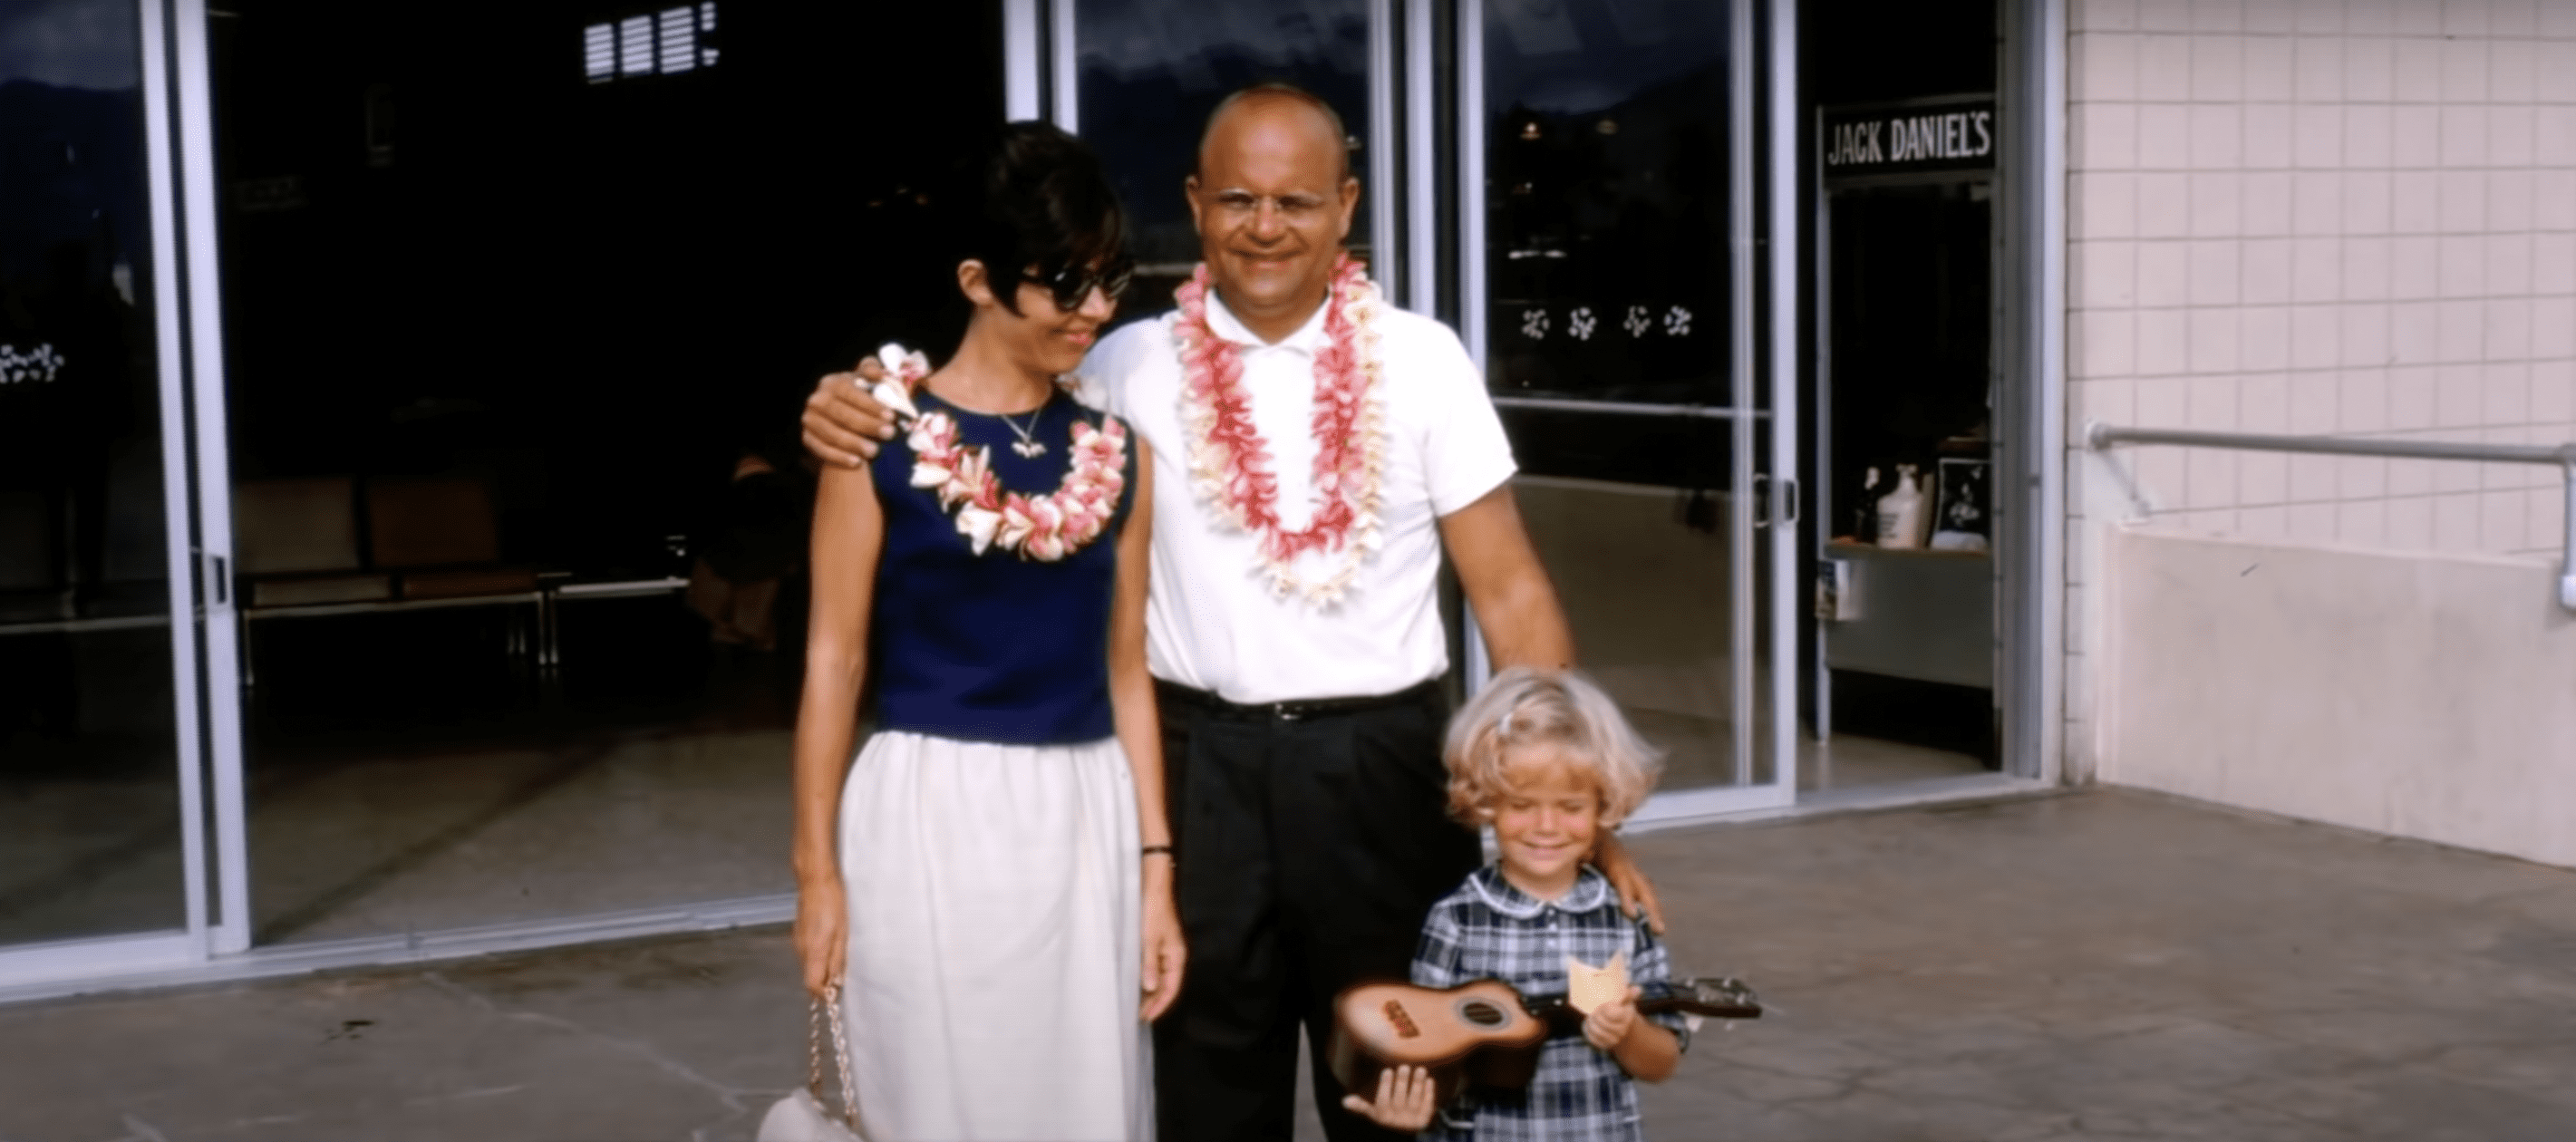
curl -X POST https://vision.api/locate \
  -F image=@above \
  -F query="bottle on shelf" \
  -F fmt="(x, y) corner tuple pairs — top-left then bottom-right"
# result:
(1874, 463), (1928, 549)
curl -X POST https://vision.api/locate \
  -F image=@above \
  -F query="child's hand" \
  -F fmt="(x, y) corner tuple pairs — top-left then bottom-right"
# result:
(1583, 985), (1643, 1053)
(1341, 1065), (1438, 1132)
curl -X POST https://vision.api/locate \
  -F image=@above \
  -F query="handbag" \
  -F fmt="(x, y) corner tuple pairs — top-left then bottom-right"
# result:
(757, 984), (867, 1142)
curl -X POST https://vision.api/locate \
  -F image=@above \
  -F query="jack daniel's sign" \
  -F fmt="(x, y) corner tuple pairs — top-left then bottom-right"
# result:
(1822, 96), (1997, 181)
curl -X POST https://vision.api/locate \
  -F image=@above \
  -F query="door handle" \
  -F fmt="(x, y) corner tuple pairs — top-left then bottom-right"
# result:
(1750, 477), (1799, 527)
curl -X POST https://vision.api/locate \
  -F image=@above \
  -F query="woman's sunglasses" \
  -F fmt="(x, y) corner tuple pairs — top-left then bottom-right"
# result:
(1040, 256), (1135, 311)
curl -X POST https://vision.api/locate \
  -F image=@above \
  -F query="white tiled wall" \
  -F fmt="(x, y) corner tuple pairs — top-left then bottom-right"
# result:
(2061, 0), (2576, 776)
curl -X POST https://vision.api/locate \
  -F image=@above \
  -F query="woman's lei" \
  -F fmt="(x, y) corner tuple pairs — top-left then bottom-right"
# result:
(867, 344), (1127, 562)
(1171, 255), (1388, 605)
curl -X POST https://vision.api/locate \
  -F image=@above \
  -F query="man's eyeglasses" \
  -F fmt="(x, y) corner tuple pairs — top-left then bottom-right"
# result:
(1040, 256), (1134, 311)
(1205, 189), (1331, 224)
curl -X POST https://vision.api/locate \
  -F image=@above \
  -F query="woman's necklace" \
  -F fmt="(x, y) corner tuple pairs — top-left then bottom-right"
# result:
(1000, 408), (1047, 458)
(863, 345), (1128, 561)
(1171, 254), (1388, 605)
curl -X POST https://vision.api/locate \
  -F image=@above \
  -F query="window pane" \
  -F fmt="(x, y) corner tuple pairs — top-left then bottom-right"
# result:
(1481, 1), (1755, 796)
(1485, 0), (1729, 403)
(1075, 0), (1374, 275)
(0, 0), (189, 946)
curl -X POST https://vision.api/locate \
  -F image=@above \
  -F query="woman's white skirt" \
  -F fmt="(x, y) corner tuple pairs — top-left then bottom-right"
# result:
(837, 730), (1148, 1142)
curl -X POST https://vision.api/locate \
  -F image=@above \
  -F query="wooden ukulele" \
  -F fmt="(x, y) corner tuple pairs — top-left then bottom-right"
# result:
(1326, 975), (1761, 1105)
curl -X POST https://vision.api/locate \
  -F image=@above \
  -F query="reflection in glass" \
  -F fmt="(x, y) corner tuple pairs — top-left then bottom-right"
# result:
(1516, 479), (1759, 792)
(0, 0), (189, 946)
(1075, 0), (1371, 273)
(1482, 1), (1758, 797)
(208, 5), (995, 945)
(1485, 0), (1728, 402)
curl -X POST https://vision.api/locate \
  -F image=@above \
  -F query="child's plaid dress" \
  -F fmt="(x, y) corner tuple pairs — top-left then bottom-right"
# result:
(1409, 865), (1690, 1141)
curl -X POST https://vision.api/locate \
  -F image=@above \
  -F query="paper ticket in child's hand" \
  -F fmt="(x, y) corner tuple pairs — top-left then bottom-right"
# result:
(1565, 950), (1630, 1014)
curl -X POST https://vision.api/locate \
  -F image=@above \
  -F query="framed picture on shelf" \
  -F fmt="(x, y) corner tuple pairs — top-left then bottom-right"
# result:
(1932, 457), (1990, 550)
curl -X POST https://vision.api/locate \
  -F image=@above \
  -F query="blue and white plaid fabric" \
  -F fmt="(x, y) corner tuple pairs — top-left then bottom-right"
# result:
(1410, 865), (1690, 1142)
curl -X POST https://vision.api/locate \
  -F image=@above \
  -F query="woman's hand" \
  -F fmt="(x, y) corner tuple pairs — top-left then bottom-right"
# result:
(1593, 831), (1667, 934)
(1138, 859), (1186, 1021)
(1340, 1065), (1437, 1132)
(794, 878), (848, 998)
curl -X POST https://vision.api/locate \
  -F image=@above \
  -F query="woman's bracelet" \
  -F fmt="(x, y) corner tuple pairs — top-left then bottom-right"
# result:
(1141, 844), (1174, 859)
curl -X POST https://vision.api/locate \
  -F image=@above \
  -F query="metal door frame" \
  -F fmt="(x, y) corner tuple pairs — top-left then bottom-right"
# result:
(1455, 0), (1801, 825)
(1801, 0), (2065, 787)
(0, 0), (243, 988)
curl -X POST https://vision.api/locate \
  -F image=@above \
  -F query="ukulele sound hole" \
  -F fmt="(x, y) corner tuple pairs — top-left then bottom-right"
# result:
(1456, 998), (1507, 1028)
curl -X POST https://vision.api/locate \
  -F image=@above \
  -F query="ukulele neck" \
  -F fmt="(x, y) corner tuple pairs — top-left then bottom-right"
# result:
(1519, 988), (1762, 1028)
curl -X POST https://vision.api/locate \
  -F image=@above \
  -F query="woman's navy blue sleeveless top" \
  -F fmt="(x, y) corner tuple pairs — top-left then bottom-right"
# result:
(866, 386), (1138, 746)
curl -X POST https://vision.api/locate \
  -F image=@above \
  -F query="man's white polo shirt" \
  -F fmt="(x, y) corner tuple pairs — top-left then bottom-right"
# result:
(1076, 287), (1516, 705)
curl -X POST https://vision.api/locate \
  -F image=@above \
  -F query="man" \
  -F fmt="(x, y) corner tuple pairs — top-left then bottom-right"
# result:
(800, 84), (1663, 1141)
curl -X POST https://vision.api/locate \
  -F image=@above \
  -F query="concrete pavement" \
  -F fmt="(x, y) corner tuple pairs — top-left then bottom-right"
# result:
(5, 788), (2574, 1140)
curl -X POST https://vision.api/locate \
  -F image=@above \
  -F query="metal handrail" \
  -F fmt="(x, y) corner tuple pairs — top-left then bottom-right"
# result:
(2087, 422), (2576, 612)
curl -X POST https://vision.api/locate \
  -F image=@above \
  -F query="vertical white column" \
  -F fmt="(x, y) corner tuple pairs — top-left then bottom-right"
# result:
(139, 0), (209, 959)
(1367, 0), (1399, 300)
(1457, 0), (1487, 371)
(1728, 0), (1756, 786)
(1457, 0), (1491, 693)
(1405, 0), (1438, 315)
(1002, 0), (1041, 121)
(2014, 0), (2068, 782)
(171, 0), (250, 955)
(2034, 0), (2068, 784)
(1767, 0), (1801, 795)
(1049, 0), (1079, 133)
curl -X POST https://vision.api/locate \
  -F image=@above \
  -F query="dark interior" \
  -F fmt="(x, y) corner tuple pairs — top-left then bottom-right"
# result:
(202, 3), (1000, 736)
(210, 2), (999, 576)
(1807, 0), (2000, 760)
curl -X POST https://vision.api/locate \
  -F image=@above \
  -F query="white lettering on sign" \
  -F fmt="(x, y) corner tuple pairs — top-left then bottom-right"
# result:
(1825, 120), (1884, 166)
(1825, 107), (1994, 170)
(1888, 111), (1992, 161)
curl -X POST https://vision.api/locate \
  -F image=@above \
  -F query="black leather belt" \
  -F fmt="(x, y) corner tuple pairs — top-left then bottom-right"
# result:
(1155, 678), (1443, 723)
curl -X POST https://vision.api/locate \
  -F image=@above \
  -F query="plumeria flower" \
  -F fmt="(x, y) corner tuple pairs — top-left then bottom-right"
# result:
(876, 343), (931, 385)
(956, 504), (1002, 554)
(907, 413), (953, 460)
(869, 344), (929, 422)
(953, 450), (996, 510)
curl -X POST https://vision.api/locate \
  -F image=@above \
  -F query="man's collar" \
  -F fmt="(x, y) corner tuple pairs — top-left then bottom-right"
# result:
(1467, 863), (1613, 919)
(1203, 284), (1331, 353)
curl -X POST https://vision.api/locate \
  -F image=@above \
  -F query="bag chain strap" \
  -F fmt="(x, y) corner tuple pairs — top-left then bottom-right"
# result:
(809, 983), (860, 1128)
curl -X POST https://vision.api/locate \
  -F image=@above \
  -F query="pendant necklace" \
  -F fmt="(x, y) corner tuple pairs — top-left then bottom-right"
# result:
(1001, 408), (1047, 458)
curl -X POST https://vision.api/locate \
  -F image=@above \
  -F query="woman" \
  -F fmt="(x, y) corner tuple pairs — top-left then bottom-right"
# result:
(789, 122), (1180, 1141)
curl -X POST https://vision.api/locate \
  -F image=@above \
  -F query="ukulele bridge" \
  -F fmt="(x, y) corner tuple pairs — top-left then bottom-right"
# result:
(1382, 999), (1420, 1039)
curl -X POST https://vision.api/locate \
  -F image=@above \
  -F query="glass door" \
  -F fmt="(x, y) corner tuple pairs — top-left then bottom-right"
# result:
(1062, 0), (1389, 315)
(1053, 0), (1805, 818)
(1466, 0), (1796, 819)
(0, 0), (226, 983)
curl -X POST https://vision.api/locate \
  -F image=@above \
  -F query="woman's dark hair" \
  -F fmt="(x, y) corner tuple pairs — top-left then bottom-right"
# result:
(963, 121), (1126, 315)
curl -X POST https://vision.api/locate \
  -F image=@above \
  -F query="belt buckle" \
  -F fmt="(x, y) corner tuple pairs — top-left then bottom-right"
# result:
(1272, 702), (1303, 722)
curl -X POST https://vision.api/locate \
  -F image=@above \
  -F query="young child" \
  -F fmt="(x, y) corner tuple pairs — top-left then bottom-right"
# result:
(1344, 666), (1685, 1139)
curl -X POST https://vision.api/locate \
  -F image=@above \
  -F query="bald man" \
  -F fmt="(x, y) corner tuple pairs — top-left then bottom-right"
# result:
(801, 85), (1661, 1141)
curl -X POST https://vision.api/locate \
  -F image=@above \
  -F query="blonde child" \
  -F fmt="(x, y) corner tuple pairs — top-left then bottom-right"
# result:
(1344, 666), (1684, 1139)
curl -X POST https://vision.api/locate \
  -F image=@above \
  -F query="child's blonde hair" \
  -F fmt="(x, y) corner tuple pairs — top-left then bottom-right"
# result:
(1444, 666), (1662, 827)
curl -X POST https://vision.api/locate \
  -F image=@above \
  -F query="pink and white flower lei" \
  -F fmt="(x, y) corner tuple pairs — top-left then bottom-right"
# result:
(865, 344), (1128, 562)
(1171, 255), (1388, 605)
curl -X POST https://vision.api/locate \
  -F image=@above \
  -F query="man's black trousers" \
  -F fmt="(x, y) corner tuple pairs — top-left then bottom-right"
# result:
(1151, 681), (1485, 1142)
